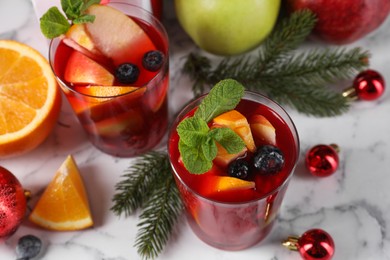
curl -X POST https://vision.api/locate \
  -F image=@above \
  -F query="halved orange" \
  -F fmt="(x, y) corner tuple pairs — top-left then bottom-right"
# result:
(29, 155), (93, 231)
(0, 40), (61, 158)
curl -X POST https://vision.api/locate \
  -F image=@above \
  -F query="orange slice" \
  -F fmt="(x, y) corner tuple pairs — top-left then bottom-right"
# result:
(0, 40), (61, 158)
(200, 176), (255, 197)
(29, 155), (93, 231)
(212, 110), (256, 152)
(70, 86), (146, 115)
(74, 85), (145, 97)
(213, 176), (255, 192)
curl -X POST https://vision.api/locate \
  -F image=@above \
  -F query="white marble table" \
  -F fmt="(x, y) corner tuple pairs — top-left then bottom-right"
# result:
(1, 0), (390, 259)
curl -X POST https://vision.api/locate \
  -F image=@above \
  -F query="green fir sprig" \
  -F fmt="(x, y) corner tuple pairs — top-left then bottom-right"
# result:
(183, 10), (370, 117)
(111, 151), (183, 259)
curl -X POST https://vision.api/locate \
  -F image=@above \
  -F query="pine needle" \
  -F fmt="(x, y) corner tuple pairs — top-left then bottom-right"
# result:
(111, 151), (172, 216)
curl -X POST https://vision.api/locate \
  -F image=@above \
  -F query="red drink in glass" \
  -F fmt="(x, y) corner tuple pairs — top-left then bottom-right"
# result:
(49, 2), (169, 157)
(168, 91), (299, 250)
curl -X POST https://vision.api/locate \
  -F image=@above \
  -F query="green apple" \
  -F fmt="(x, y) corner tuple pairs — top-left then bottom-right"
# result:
(174, 0), (281, 56)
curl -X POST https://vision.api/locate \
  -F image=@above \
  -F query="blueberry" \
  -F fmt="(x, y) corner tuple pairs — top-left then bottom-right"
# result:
(228, 159), (250, 180)
(253, 145), (284, 174)
(115, 63), (140, 84)
(142, 50), (164, 71)
(16, 234), (42, 260)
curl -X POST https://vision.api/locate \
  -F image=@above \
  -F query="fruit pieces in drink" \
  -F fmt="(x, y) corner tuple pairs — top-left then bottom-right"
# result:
(52, 3), (169, 156)
(170, 98), (296, 203)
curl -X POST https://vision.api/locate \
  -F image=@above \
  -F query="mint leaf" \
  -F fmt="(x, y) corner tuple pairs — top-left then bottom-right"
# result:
(41, 0), (99, 39)
(201, 137), (217, 161)
(40, 7), (70, 39)
(177, 79), (247, 174)
(73, 14), (96, 24)
(177, 117), (209, 147)
(61, 0), (83, 19)
(82, 0), (101, 11)
(195, 79), (245, 122)
(209, 127), (245, 154)
(179, 140), (213, 174)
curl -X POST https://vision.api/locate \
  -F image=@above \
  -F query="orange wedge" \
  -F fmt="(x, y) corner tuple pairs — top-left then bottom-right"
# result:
(0, 40), (61, 158)
(29, 155), (93, 231)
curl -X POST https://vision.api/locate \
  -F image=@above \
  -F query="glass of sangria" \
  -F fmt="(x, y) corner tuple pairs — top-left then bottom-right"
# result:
(168, 85), (299, 250)
(49, 2), (169, 157)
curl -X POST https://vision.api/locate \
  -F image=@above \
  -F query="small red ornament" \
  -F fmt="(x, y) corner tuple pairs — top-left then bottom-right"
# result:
(305, 144), (339, 177)
(0, 166), (27, 240)
(342, 69), (385, 101)
(282, 228), (335, 260)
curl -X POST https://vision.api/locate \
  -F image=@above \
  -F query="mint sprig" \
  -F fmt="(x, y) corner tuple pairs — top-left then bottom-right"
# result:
(177, 79), (246, 174)
(40, 0), (100, 39)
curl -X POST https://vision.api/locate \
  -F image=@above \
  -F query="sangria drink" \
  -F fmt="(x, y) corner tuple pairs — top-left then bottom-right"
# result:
(168, 82), (299, 250)
(49, 2), (169, 157)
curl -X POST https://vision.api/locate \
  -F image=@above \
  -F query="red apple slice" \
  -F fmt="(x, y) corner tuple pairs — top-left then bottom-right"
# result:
(65, 51), (114, 86)
(65, 24), (101, 56)
(249, 114), (276, 145)
(85, 4), (156, 66)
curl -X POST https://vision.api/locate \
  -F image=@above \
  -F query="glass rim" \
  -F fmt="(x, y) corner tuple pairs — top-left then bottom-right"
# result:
(48, 1), (169, 99)
(168, 90), (300, 206)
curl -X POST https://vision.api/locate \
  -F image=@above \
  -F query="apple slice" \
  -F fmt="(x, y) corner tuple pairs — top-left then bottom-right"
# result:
(85, 4), (156, 66)
(249, 114), (276, 145)
(214, 142), (247, 167)
(212, 110), (256, 152)
(65, 24), (101, 56)
(65, 51), (114, 86)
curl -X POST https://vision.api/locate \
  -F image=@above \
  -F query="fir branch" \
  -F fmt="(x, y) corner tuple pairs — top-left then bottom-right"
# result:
(135, 169), (182, 259)
(182, 10), (370, 117)
(111, 151), (183, 259)
(111, 151), (172, 217)
(258, 9), (317, 71)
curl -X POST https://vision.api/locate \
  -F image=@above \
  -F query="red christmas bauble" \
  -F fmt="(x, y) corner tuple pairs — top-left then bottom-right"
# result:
(0, 166), (27, 240)
(305, 144), (339, 177)
(353, 70), (385, 101)
(298, 229), (335, 260)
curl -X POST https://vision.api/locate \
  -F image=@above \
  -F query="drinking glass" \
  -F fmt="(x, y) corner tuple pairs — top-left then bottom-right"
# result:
(49, 2), (169, 157)
(168, 91), (299, 250)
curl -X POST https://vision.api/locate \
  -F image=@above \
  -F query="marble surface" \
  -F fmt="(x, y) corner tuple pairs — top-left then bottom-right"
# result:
(1, 0), (390, 259)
